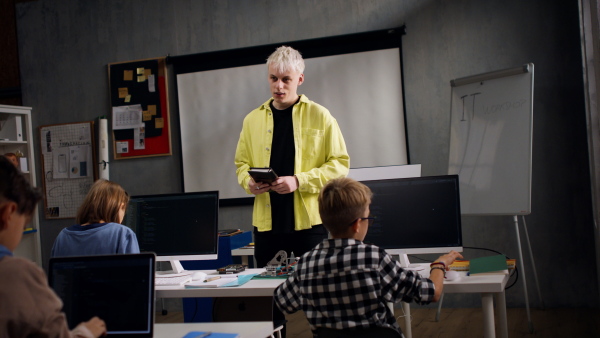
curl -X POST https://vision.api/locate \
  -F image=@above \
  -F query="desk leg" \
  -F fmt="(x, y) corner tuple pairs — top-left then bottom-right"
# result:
(481, 293), (496, 338)
(496, 291), (508, 338)
(401, 302), (412, 338)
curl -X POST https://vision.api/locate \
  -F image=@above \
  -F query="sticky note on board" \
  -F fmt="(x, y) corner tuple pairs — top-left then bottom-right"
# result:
(142, 111), (152, 121)
(118, 88), (128, 98)
(124, 95), (131, 103)
(155, 117), (164, 129)
(144, 69), (152, 77)
(147, 105), (157, 115)
(124, 70), (133, 81)
(137, 67), (145, 75)
(137, 75), (146, 82)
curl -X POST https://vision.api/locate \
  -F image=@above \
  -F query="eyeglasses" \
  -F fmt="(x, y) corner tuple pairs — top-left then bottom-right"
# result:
(349, 216), (376, 226)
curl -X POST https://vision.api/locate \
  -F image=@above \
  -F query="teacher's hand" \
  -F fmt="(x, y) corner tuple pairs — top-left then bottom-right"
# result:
(270, 176), (298, 194)
(250, 179), (270, 195)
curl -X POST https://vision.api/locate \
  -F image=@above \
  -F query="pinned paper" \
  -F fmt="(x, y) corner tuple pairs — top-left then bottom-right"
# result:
(124, 70), (133, 81)
(147, 105), (157, 115)
(137, 75), (146, 82)
(148, 74), (155, 92)
(144, 69), (152, 77)
(134, 124), (145, 150)
(116, 141), (129, 154)
(142, 111), (152, 121)
(125, 94), (131, 103)
(155, 117), (164, 129)
(137, 67), (145, 75)
(118, 87), (128, 98)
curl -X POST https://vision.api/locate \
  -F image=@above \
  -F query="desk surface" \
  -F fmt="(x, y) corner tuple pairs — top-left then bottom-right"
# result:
(416, 264), (509, 293)
(156, 266), (508, 298)
(156, 269), (283, 298)
(154, 322), (273, 338)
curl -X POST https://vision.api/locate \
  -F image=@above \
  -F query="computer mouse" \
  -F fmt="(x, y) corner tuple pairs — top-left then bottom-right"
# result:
(191, 271), (207, 281)
(445, 270), (460, 281)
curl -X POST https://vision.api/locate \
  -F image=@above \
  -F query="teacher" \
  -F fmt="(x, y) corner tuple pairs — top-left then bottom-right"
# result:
(234, 45), (350, 267)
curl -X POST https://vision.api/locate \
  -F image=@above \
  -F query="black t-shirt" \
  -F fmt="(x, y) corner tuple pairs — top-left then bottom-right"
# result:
(269, 99), (296, 233)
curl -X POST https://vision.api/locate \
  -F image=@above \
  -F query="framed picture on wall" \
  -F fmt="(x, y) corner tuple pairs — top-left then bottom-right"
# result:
(107, 57), (172, 159)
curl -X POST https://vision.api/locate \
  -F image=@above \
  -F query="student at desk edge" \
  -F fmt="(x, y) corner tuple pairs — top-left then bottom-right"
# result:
(51, 179), (140, 257)
(0, 156), (107, 338)
(273, 177), (463, 334)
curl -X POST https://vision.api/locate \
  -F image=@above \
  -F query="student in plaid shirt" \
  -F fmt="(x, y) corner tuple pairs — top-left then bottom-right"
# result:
(274, 177), (463, 335)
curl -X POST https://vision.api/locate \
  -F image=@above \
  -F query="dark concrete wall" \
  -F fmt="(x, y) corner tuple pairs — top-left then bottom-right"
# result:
(15, 0), (596, 308)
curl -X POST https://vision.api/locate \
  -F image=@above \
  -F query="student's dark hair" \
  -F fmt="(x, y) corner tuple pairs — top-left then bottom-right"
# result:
(76, 179), (129, 225)
(0, 156), (41, 215)
(318, 177), (372, 236)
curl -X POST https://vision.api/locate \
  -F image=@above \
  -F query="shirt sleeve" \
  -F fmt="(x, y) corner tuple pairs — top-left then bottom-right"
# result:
(273, 272), (303, 314)
(379, 253), (436, 305)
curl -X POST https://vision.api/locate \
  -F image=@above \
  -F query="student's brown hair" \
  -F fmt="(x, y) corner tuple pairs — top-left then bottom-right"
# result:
(76, 179), (129, 225)
(0, 156), (41, 215)
(318, 177), (372, 236)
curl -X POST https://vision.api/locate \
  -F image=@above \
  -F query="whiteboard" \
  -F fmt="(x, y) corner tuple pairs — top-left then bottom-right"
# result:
(448, 64), (534, 215)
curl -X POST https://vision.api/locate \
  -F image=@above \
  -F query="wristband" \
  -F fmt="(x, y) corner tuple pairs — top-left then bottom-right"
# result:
(430, 261), (446, 269)
(430, 266), (446, 277)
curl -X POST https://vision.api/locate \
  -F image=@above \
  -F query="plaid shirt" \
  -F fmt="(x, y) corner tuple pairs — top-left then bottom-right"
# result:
(274, 238), (435, 332)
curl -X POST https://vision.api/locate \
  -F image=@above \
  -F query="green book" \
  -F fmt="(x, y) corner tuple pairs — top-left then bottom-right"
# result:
(469, 255), (509, 275)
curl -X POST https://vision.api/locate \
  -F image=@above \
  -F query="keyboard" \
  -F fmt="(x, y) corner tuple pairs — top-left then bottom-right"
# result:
(155, 275), (192, 286)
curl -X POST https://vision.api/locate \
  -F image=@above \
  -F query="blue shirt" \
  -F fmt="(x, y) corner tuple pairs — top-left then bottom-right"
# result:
(0, 244), (12, 259)
(51, 222), (140, 257)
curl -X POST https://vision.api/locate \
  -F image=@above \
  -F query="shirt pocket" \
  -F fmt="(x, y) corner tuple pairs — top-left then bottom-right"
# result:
(301, 128), (324, 159)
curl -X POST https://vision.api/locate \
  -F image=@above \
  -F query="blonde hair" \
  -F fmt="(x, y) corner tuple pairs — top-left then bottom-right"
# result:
(266, 46), (305, 74)
(319, 177), (372, 236)
(76, 179), (129, 224)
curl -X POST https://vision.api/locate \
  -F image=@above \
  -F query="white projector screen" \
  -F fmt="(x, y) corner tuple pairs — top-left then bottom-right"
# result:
(172, 28), (409, 202)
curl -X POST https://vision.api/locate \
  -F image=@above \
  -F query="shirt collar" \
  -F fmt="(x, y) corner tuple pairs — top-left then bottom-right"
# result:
(0, 244), (13, 259)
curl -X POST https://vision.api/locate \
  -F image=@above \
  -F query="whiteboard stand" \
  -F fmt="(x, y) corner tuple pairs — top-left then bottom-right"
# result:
(513, 215), (543, 333)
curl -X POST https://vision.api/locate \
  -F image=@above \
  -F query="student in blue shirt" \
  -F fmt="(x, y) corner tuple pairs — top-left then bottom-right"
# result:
(51, 179), (140, 257)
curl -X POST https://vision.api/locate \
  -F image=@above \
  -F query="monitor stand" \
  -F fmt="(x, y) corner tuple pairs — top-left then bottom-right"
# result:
(155, 260), (190, 277)
(398, 254), (425, 271)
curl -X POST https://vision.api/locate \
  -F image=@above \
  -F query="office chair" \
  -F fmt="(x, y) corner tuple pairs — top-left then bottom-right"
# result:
(315, 326), (403, 338)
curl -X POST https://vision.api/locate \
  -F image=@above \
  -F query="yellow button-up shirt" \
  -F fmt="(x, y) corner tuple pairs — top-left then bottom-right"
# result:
(235, 95), (350, 231)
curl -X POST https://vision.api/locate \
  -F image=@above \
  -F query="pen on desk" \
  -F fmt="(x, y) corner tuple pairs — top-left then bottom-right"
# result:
(195, 332), (212, 338)
(204, 276), (221, 283)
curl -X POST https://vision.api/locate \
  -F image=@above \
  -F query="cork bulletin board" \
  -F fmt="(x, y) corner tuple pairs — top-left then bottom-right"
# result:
(108, 57), (172, 159)
(39, 121), (97, 219)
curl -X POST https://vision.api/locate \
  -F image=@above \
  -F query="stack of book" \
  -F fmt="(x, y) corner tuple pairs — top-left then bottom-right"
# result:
(449, 256), (516, 274)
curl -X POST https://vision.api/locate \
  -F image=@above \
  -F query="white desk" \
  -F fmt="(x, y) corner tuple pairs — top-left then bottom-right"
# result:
(156, 269), (282, 298)
(154, 321), (273, 338)
(405, 265), (509, 338)
(157, 267), (508, 338)
(231, 247), (255, 266)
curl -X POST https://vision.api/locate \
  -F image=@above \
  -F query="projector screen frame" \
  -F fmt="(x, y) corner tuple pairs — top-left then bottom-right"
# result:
(169, 26), (409, 206)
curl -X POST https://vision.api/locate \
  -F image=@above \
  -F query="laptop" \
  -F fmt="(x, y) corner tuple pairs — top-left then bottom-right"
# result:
(48, 253), (156, 337)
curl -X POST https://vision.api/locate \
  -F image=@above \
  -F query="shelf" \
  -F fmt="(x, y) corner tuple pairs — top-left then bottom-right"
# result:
(0, 140), (27, 145)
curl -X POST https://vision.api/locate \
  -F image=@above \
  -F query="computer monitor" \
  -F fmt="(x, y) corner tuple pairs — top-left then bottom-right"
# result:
(124, 191), (219, 274)
(48, 253), (156, 337)
(361, 175), (463, 268)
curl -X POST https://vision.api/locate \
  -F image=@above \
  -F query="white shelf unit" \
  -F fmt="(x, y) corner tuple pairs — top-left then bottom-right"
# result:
(0, 104), (42, 265)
